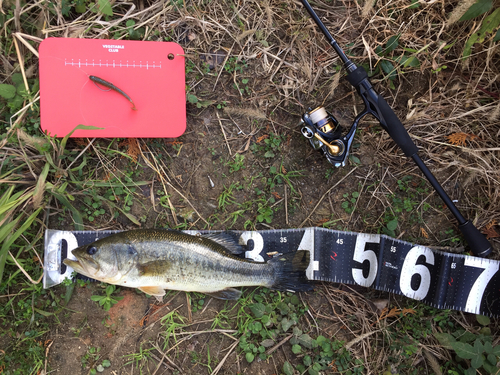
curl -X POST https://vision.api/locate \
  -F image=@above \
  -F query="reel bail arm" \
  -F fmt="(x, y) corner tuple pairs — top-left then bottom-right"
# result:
(299, 0), (492, 257)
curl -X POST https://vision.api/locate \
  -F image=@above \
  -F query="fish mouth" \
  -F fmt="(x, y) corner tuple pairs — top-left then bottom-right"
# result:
(63, 257), (99, 278)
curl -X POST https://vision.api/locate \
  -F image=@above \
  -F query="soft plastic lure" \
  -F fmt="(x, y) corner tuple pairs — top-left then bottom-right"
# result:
(89, 75), (137, 110)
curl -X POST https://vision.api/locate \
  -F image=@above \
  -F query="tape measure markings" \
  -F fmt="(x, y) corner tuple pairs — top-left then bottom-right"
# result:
(43, 228), (500, 317)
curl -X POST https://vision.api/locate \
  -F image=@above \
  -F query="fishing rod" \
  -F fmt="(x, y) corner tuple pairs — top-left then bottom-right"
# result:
(298, 0), (492, 258)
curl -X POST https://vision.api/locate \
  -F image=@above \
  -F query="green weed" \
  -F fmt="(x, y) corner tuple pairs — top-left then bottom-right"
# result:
(225, 153), (245, 173)
(186, 93), (215, 108)
(238, 289), (308, 363)
(160, 309), (187, 348)
(218, 182), (241, 210)
(251, 132), (284, 158)
(81, 346), (101, 371)
(256, 202), (273, 224)
(53, 0), (113, 17)
(92, 359), (111, 375)
(90, 285), (124, 311)
(284, 335), (364, 375)
(268, 163), (302, 194)
(82, 195), (106, 222)
(189, 292), (205, 313)
(234, 78), (251, 95)
(459, 3), (500, 58)
(381, 176), (431, 238)
(341, 191), (359, 215)
(435, 315), (500, 374)
(365, 34), (421, 89)
(0, 73), (39, 134)
(123, 344), (153, 374)
(224, 56), (247, 74)
(124, 19), (145, 40)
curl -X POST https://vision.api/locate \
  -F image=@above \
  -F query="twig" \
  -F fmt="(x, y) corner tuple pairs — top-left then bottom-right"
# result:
(12, 37), (31, 109)
(186, 293), (192, 323)
(13, 32), (40, 57)
(139, 142), (178, 226)
(412, 134), (500, 152)
(256, 46), (297, 70)
(299, 167), (358, 227)
(213, 44), (234, 90)
(200, 297), (212, 314)
(266, 334), (293, 355)
(65, 138), (96, 171)
(166, 182), (209, 226)
(345, 330), (381, 349)
(217, 111), (232, 156)
(44, 340), (54, 375)
(152, 343), (182, 372)
(0, 292), (26, 298)
(150, 352), (175, 375)
(9, 94), (40, 129)
(422, 101), (496, 126)
(348, 168), (371, 222)
(211, 339), (239, 375)
(8, 251), (43, 284)
(284, 184), (288, 225)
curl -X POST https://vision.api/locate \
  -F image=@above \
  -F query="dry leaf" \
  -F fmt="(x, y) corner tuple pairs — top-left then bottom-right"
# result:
(446, 132), (478, 146)
(379, 307), (416, 320)
(73, 138), (88, 147)
(314, 218), (329, 226)
(421, 227), (429, 238)
(271, 191), (282, 199)
(256, 134), (268, 143)
(119, 138), (140, 162)
(482, 221), (500, 239)
(379, 307), (400, 320)
(402, 308), (416, 315)
(446, 132), (468, 146)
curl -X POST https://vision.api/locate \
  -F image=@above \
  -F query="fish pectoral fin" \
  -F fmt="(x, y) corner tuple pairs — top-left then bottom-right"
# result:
(205, 288), (242, 300)
(139, 286), (166, 297)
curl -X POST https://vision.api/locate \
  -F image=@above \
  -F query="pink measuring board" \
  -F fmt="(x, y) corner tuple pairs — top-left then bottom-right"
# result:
(39, 38), (186, 138)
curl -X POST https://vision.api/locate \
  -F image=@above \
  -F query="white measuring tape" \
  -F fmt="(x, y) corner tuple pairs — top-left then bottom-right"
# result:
(43, 228), (499, 317)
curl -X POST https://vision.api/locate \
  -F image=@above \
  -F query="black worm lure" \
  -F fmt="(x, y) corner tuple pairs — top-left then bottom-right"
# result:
(89, 75), (137, 110)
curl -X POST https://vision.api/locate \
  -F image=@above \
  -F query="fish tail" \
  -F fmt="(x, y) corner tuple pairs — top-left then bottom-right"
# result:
(268, 250), (313, 292)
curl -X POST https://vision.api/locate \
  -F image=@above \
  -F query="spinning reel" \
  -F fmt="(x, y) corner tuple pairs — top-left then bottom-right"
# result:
(300, 106), (352, 167)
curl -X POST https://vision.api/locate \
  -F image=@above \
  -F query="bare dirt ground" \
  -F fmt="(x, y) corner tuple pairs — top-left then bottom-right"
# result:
(1, 0), (499, 374)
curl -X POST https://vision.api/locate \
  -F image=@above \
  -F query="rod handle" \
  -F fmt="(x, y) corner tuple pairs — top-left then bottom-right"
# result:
(376, 95), (418, 157)
(459, 221), (492, 257)
(347, 66), (418, 157)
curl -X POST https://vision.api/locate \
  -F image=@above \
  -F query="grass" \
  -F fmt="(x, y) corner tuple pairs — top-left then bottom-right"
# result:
(0, 0), (499, 374)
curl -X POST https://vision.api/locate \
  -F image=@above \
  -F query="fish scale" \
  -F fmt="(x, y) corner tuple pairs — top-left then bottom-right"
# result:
(130, 239), (273, 292)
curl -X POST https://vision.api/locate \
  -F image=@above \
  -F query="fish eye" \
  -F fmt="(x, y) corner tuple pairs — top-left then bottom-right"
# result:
(87, 246), (97, 255)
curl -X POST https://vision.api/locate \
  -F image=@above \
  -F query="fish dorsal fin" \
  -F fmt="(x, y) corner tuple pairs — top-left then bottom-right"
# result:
(205, 288), (242, 300)
(202, 232), (244, 255)
(139, 286), (166, 297)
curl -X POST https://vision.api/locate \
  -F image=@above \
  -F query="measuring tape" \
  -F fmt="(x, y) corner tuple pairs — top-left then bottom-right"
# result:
(43, 228), (499, 317)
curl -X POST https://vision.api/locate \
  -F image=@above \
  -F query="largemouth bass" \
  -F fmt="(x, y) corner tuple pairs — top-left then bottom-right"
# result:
(63, 229), (312, 300)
